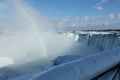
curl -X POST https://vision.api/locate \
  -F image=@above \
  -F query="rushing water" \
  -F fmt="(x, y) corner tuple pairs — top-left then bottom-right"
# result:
(66, 32), (120, 51)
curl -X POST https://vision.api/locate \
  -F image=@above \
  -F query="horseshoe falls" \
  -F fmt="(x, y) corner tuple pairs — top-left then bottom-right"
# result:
(74, 31), (120, 51)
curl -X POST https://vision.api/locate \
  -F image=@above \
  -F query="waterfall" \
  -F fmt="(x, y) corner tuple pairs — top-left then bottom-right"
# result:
(74, 33), (120, 50)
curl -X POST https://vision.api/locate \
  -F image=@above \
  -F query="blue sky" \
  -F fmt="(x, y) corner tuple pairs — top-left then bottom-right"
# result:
(0, 0), (120, 28)
(26, 0), (120, 18)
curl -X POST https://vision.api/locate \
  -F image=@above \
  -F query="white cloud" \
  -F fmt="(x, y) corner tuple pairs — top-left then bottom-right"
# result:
(55, 16), (71, 27)
(91, 16), (95, 20)
(104, 22), (109, 25)
(55, 13), (120, 30)
(95, 6), (103, 10)
(55, 17), (81, 27)
(94, 0), (108, 10)
(84, 16), (90, 21)
(60, 16), (70, 24)
(106, 13), (120, 19)
(74, 17), (81, 22)
(117, 13), (120, 19)
(99, 15), (109, 20)
(84, 16), (95, 21)
(108, 14), (114, 19)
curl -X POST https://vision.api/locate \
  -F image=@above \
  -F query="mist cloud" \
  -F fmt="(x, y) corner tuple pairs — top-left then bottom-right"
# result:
(0, 0), (74, 64)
